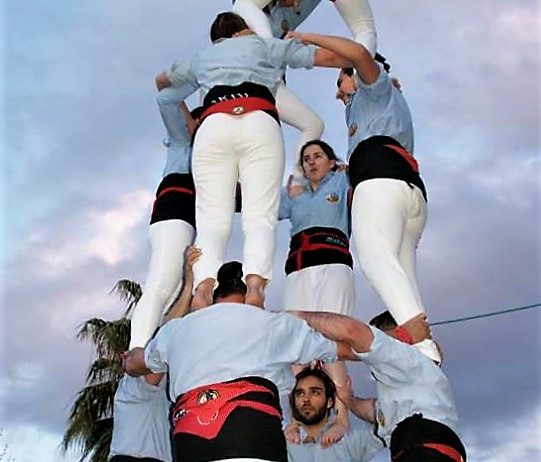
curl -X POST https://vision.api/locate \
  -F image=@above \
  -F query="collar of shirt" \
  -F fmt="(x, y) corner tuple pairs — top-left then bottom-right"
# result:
(298, 411), (336, 444)
(308, 171), (335, 193)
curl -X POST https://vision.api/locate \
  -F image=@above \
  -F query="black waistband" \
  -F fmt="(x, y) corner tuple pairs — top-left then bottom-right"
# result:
(150, 173), (196, 226)
(203, 81), (276, 107)
(391, 414), (466, 461)
(286, 226), (353, 275)
(349, 136), (427, 201)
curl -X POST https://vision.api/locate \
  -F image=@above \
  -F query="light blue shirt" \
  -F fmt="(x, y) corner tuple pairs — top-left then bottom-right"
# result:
(345, 66), (414, 158)
(267, 0), (322, 38)
(166, 34), (316, 98)
(145, 303), (337, 398)
(162, 101), (192, 176)
(287, 413), (383, 461)
(278, 170), (351, 236)
(356, 327), (460, 445)
(109, 375), (172, 462)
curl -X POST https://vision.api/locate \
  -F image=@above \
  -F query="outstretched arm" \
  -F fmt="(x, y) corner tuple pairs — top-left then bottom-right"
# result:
(290, 311), (375, 353)
(288, 31), (379, 84)
(162, 246), (201, 323)
(336, 377), (376, 423)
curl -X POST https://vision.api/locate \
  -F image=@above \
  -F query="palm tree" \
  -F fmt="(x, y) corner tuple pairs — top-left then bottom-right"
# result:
(61, 279), (141, 462)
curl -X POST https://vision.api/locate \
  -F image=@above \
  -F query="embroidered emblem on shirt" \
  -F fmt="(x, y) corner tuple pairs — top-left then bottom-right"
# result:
(197, 389), (219, 404)
(348, 123), (358, 137)
(325, 192), (339, 203)
(377, 409), (386, 428)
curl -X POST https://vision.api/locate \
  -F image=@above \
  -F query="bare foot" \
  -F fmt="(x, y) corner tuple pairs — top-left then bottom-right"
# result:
(191, 278), (214, 311)
(320, 420), (348, 447)
(283, 421), (301, 444)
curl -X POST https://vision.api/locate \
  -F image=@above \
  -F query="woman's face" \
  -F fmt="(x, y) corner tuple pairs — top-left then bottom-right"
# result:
(302, 144), (336, 185)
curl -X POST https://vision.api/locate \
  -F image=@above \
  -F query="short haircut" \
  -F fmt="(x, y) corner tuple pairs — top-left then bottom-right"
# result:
(210, 12), (249, 42)
(289, 366), (336, 414)
(369, 310), (398, 331)
(212, 261), (247, 302)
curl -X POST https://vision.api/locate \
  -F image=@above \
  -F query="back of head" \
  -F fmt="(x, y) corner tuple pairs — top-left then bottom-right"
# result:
(212, 261), (247, 302)
(369, 310), (397, 331)
(210, 12), (249, 42)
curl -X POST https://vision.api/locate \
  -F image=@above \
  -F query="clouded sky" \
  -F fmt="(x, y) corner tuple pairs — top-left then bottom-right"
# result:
(2, 1), (540, 461)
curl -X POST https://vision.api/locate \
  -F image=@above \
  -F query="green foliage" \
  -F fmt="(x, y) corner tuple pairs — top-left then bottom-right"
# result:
(62, 280), (141, 462)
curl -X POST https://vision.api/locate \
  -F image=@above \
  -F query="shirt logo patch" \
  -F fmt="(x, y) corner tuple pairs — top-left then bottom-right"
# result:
(377, 409), (386, 428)
(325, 192), (339, 203)
(348, 123), (358, 137)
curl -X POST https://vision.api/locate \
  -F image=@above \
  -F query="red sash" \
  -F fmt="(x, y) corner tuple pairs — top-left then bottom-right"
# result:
(172, 379), (281, 440)
(393, 442), (464, 462)
(199, 97), (278, 123)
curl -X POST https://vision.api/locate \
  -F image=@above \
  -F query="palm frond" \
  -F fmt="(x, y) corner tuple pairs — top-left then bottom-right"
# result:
(85, 357), (124, 385)
(111, 279), (142, 316)
(77, 318), (131, 358)
(62, 380), (119, 457)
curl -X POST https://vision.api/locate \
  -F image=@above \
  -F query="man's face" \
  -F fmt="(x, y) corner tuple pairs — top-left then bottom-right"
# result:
(291, 376), (332, 426)
(335, 71), (356, 105)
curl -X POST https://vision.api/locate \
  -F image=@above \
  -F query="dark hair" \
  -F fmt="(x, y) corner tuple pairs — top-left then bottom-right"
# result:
(289, 366), (336, 415)
(299, 139), (342, 173)
(212, 261), (247, 302)
(369, 310), (397, 331)
(374, 53), (391, 73)
(210, 12), (249, 42)
(337, 67), (354, 89)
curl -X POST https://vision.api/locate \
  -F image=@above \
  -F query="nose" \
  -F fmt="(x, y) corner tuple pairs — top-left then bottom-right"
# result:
(335, 89), (342, 100)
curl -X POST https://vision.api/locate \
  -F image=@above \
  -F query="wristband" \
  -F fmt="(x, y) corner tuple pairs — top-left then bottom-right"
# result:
(394, 326), (414, 344)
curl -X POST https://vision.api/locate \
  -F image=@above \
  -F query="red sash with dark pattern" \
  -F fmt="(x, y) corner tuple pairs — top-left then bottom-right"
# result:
(172, 378), (281, 440)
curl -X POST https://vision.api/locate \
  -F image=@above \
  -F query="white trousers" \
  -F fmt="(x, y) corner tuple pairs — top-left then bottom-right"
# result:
(351, 178), (427, 325)
(233, 0), (377, 54)
(129, 219), (195, 348)
(283, 264), (355, 316)
(191, 111), (284, 288)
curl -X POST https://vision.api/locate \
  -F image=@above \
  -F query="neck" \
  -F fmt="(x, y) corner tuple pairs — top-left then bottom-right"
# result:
(302, 417), (329, 441)
(214, 293), (246, 304)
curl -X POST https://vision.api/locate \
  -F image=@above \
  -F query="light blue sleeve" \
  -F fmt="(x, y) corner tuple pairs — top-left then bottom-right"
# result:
(274, 314), (338, 365)
(348, 420), (384, 461)
(166, 59), (200, 95)
(144, 325), (174, 374)
(278, 187), (292, 220)
(356, 327), (424, 384)
(356, 64), (392, 100)
(267, 38), (316, 70)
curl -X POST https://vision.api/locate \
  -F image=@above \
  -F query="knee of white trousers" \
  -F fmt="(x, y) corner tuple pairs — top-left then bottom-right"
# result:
(354, 31), (377, 56)
(129, 285), (176, 349)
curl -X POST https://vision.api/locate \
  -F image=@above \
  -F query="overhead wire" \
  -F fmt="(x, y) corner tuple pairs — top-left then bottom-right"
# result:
(430, 302), (541, 326)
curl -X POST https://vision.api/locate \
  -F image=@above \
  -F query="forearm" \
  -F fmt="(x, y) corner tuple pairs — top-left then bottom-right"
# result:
(163, 275), (193, 323)
(349, 397), (376, 423)
(314, 47), (353, 69)
(301, 33), (379, 83)
(292, 311), (374, 353)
